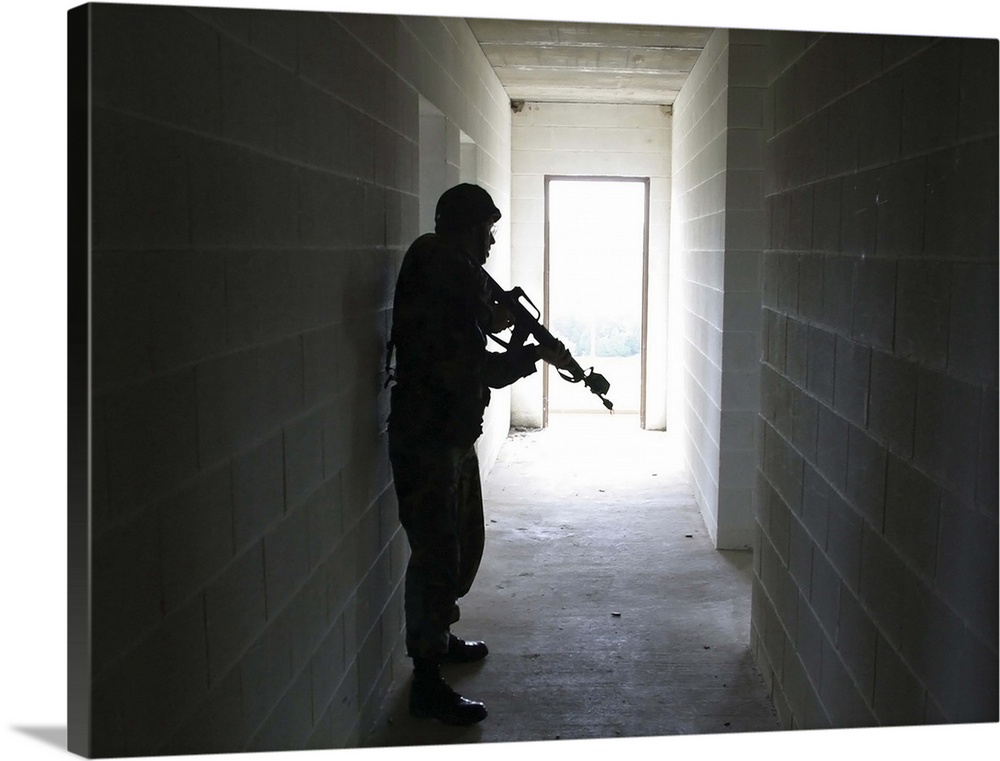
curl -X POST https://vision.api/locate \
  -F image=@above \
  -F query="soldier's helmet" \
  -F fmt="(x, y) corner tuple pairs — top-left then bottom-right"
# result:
(434, 184), (501, 233)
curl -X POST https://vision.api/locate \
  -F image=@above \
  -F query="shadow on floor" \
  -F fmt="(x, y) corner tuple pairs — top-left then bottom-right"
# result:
(10, 726), (67, 751)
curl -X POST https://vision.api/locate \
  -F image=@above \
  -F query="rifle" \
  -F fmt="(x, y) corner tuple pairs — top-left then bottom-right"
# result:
(481, 268), (614, 412)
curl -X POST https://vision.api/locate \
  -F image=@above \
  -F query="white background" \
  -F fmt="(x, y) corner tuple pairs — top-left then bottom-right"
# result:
(2, 1), (995, 759)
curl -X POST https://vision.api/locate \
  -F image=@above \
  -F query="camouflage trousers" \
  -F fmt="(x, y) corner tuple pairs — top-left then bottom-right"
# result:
(388, 432), (486, 660)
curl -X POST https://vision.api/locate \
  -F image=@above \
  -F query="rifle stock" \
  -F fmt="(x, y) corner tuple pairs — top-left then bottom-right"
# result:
(480, 269), (614, 412)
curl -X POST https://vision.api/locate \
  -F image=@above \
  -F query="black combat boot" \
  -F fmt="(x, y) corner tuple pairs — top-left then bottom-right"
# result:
(409, 657), (488, 725)
(441, 633), (489, 663)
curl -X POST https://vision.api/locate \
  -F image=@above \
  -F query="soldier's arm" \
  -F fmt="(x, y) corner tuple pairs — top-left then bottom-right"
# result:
(481, 343), (539, 389)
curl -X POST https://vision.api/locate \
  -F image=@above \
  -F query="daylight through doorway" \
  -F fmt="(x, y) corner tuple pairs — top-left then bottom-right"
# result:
(545, 177), (648, 424)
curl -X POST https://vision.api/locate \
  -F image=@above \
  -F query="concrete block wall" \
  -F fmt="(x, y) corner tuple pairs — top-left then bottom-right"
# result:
(718, 32), (767, 550)
(670, 29), (765, 549)
(510, 101), (672, 429)
(84, 4), (510, 756)
(752, 30), (998, 728)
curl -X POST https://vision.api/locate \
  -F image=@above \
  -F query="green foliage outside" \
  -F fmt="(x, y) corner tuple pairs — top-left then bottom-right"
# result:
(552, 316), (640, 358)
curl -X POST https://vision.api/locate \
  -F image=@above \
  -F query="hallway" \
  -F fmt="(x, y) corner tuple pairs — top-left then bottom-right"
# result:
(365, 414), (780, 747)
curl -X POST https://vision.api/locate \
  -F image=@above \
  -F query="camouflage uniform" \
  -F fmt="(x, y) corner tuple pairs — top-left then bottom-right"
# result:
(388, 232), (538, 659)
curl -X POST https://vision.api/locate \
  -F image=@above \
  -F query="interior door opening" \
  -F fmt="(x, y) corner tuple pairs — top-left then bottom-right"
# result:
(544, 177), (649, 426)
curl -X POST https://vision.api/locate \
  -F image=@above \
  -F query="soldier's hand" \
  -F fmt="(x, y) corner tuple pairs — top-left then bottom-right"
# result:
(491, 302), (515, 333)
(536, 340), (574, 370)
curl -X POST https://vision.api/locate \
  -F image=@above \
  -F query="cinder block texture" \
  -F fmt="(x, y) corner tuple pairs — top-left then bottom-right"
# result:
(86, 4), (511, 755)
(671, 31), (766, 548)
(754, 29), (998, 730)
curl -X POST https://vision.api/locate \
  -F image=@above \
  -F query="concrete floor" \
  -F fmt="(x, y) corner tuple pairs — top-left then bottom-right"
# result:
(364, 413), (780, 749)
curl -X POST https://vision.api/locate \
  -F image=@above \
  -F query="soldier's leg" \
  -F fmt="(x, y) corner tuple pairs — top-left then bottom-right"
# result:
(455, 446), (486, 601)
(444, 445), (489, 663)
(389, 440), (462, 660)
(389, 438), (488, 724)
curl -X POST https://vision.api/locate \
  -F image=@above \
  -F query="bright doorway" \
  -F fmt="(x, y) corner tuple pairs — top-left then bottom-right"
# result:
(544, 177), (649, 425)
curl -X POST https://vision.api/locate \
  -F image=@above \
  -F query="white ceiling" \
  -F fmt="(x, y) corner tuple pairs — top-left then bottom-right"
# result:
(466, 18), (713, 106)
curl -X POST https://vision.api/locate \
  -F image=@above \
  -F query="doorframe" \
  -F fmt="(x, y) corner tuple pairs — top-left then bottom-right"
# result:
(542, 175), (651, 428)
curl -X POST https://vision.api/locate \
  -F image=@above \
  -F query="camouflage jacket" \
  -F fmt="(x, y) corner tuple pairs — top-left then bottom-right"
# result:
(388, 233), (538, 447)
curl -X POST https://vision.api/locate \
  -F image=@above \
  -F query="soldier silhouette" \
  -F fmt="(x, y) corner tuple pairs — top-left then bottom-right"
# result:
(386, 183), (572, 724)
